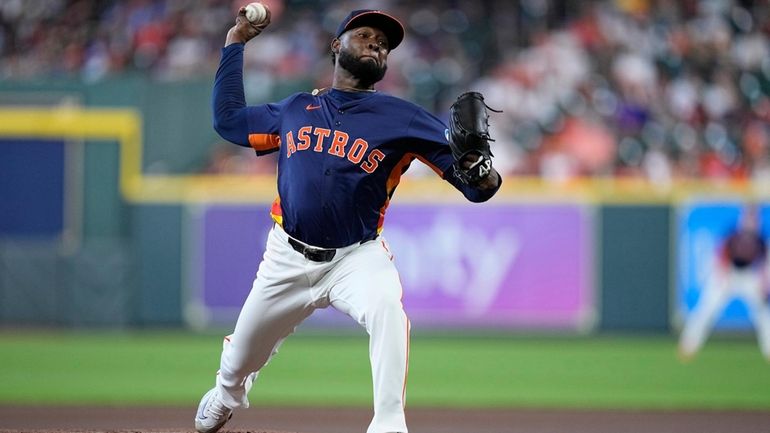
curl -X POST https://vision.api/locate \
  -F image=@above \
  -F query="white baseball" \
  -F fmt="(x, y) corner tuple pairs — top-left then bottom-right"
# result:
(244, 2), (267, 24)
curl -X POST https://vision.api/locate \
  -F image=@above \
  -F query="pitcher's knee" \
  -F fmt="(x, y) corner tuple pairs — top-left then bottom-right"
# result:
(366, 297), (406, 326)
(371, 294), (404, 314)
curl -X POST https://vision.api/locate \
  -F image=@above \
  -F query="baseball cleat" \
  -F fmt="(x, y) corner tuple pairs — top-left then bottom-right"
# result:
(195, 388), (233, 433)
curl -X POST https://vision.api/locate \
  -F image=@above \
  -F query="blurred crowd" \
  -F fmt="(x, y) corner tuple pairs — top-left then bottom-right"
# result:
(2, 0), (770, 182)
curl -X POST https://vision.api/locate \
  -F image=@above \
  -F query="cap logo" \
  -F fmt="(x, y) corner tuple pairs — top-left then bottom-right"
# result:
(336, 9), (405, 50)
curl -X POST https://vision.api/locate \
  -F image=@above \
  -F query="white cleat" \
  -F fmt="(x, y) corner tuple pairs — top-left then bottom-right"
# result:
(195, 388), (233, 433)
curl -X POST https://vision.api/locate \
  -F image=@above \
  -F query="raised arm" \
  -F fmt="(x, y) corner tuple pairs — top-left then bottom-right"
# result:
(212, 5), (272, 146)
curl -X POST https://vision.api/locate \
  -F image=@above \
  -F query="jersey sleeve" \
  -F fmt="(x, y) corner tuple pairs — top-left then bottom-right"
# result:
(404, 107), (452, 174)
(212, 43), (284, 155)
(406, 106), (500, 203)
(244, 103), (283, 155)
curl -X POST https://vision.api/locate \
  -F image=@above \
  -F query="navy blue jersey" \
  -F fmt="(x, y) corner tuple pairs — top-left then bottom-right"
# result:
(213, 43), (500, 248)
(723, 229), (767, 269)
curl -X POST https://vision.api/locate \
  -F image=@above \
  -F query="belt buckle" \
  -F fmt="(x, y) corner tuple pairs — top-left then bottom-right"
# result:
(305, 247), (335, 262)
(289, 237), (335, 262)
(302, 248), (315, 261)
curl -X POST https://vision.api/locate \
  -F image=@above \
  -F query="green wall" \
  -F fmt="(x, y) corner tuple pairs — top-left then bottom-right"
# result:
(0, 78), (209, 327)
(599, 205), (671, 332)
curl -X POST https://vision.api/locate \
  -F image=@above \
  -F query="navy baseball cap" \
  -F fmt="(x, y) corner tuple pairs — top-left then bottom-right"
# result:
(335, 9), (405, 50)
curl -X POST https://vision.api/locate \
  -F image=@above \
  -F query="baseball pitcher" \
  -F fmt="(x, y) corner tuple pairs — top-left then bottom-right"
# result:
(679, 203), (770, 361)
(194, 5), (502, 433)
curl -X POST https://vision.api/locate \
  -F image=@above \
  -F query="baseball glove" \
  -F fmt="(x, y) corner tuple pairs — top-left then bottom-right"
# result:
(448, 91), (501, 186)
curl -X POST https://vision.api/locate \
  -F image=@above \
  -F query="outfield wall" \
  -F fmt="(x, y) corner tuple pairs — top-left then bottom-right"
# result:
(0, 80), (766, 333)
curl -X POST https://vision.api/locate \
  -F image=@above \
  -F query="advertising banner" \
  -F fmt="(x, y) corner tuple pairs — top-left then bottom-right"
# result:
(191, 203), (593, 330)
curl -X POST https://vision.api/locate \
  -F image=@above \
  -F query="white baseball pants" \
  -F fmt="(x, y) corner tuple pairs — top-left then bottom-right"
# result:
(213, 224), (410, 433)
(679, 265), (770, 359)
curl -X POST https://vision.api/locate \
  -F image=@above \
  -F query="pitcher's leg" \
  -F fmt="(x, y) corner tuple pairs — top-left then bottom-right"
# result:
(329, 240), (410, 433)
(366, 288), (410, 433)
(679, 274), (730, 358)
(217, 277), (314, 409)
(213, 226), (316, 409)
(753, 303), (770, 359)
(736, 273), (770, 359)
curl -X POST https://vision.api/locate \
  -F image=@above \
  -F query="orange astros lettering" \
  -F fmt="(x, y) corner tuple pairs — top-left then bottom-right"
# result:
(284, 127), (381, 173)
(328, 131), (349, 157)
(297, 126), (311, 151)
(305, 104), (322, 110)
(361, 149), (385, 173)
(285, 131), (297, 158)
(347, 138), (368, 164)
(312, 128), (331, 152)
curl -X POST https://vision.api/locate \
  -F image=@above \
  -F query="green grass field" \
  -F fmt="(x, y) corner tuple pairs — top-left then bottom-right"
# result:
(1, 331), (769, 409)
